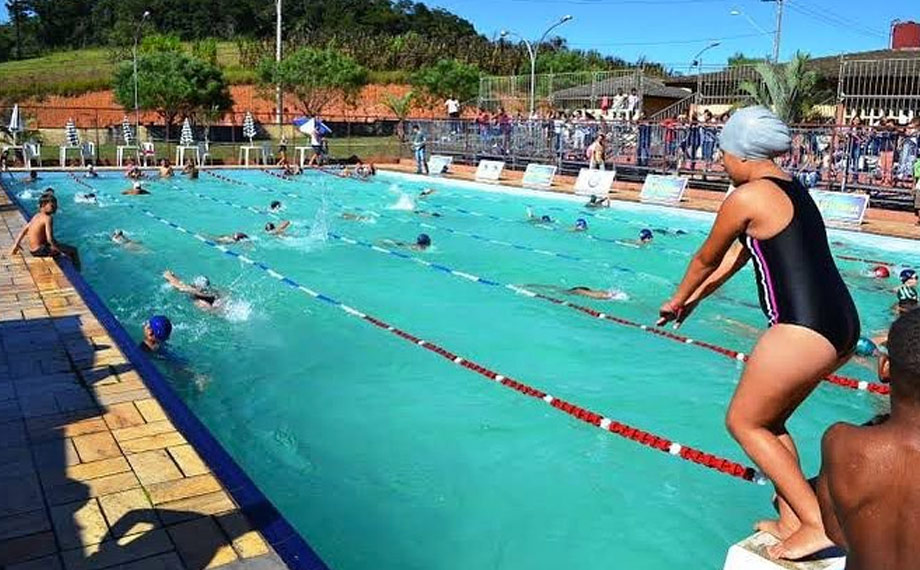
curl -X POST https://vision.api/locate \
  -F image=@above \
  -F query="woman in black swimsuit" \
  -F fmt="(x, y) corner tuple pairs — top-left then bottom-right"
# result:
(658, 106), (859, 561)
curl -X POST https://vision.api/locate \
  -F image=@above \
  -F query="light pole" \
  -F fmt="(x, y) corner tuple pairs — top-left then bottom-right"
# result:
(133, 10), (150, 138)
(275, 0), (283, 127)
(730, 7), (776, 62)
(501, 15), (573, 118)
(761, 0), (784, 63)
(691, 42), (721, 107)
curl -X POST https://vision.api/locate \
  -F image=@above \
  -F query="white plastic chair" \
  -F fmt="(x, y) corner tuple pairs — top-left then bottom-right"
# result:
(260, 143), (273, 165)
(141, 142), (156, 166)
(24, 143), (41, 168)
(197, 141), (211, 166)
(81, 141), (96, 166)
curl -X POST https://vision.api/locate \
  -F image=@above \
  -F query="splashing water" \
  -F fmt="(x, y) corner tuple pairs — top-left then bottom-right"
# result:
(220, 298), (254, 322)
(17, 190), (34, 200)
(308, 200), (329, 242)
(388, 193), (416, 211)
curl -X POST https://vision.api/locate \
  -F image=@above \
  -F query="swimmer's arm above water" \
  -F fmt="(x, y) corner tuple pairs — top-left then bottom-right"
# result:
(162, 270), (196, 294)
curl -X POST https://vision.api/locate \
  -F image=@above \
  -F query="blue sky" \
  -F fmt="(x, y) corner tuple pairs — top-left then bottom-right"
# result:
(430, 0), (917, 66)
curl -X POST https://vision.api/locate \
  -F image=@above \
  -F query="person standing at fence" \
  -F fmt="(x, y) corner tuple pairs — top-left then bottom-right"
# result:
(411, 125), (429, 175)
(587, 133), (607, 170)
(877, 118), (898, 187)
(701, 110), (718, 172)
(637, 113), (652, 168)
(626, 88), (640, 121)
(446, 96), (460, 133)
(846, 117), (866, 185)
(497, 108), (512, 154)
(658, 106), (860, 561)
(898, 117), (919, 188)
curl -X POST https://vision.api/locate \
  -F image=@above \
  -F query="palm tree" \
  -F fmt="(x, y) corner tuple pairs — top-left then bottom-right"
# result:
(382, 91), (415, 142)
(739, 51), (824, 124)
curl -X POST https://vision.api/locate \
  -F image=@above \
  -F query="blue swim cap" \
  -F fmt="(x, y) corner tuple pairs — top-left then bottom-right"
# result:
(575, 218), (588, 229)
(900, 269), (917, 283)
(639, 228), (653, 241)
(541, 215), (552, 222)
(416, 233), (431, 246)
(855, 337), (877, 357)
(147, 315), (172, 342)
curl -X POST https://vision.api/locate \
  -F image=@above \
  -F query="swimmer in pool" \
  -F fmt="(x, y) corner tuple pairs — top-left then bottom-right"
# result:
(158, 159), (174, 178)
(163, 270), (222, 310)
(341, 212), (373, 222)
(653, 228), (688, 236)
(526, 284), (628, 301)
(85, 164), (98, 178)
(617, 228), (655, 247)
(140, 315), (172, 353)
(413, 210), (442, 218)
(75, 192), (97, 205)
(419, 188), (436, 198)
(214, 232), (250, 244)
(269, 200), (283, 212)
(264, 221), (291, 236)
(525, 207), (553, 225)
(123, 181), (150, 195)
(657, 106), (860, 560)
(571, 218), (588, 232)
(585, 195), (609, 209)
(382, 233), (432, 251)
(23, 170), (39, 184)
(110, 229), (145, 252)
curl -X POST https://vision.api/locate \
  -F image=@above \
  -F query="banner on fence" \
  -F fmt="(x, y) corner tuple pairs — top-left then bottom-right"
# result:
(809, 190), (869, 228)
(475, 160), (505, 182)
(574, 168), (616, 196)
(522, 163), (557, 189)
(427, 155), (452, 176)
(639, 175), (688, 205)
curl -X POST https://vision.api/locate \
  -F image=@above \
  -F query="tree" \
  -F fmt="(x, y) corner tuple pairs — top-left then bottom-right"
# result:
(739, 51), (824, 124)
(411, 59), (480, 106)
(727, 51), (766, 67)
(258, 47), (368, 116)
(113, 51), (232, 143)
(382, 91), (414, 141)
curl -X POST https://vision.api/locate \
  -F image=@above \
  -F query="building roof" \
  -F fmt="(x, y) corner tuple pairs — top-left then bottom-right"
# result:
(553, 75), (691, 101)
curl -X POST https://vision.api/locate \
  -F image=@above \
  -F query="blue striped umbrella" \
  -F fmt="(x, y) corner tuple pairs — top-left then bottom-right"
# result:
(122, 116), (135, 146)
(65, 118), (80, 147)
(242, 111), (256, 143)
(179, 118), (194, 146)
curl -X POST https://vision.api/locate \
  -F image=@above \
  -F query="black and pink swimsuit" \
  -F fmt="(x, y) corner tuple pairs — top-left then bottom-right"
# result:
(740, 177), (860, 356)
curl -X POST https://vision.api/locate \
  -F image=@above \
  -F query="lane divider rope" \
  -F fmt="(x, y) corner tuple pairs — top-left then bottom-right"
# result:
(65, 172), (764, 484)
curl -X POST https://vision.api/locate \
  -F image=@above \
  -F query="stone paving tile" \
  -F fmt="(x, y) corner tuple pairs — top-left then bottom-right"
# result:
(135, 398), (169, 423)
(168, 517), (239, 569)
(7, 554), (65, 570)
(168, 444), (210, 477)
(147, 474), (222, 506)
(72, 430), (122, 463)
(51, 498), (111, 549)
(115, 420), (179, 442)
(156, 492), (237, 526)
(61, 528), (176, 570)
(32, 437), (81, 468)
(120, 431), (188, 454)
(0, 471), (45, 517)
(97, 488), (160, 538)
(0, 508), (51, 541)
(103, 402), (146, 430)
(0, 530), (59, 567)
(128, 449), (185, 486)
(215, 512), (270, 559)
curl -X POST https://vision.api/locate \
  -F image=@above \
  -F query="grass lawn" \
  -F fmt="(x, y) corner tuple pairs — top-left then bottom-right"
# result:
(0, 43), (257, 99)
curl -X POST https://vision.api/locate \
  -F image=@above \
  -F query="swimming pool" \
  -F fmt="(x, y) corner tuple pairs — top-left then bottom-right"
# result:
(4, 168), (904, 569)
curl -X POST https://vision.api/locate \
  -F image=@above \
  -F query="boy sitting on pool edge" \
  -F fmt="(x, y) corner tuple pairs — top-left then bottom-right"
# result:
(8, 192), (81, 270)
(816, 309), (920, 570)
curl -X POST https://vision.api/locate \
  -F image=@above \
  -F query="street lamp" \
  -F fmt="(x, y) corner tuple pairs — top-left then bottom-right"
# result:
(734, 1), (784, 63)
(691, 41), (721, 108)
(730, 8), (770, 35)
(501, 14), (574, 118)
(133, 10), (150, 138)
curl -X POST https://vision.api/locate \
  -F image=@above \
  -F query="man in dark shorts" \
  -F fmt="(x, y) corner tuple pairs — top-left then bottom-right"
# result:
(816, 309), (920, 570)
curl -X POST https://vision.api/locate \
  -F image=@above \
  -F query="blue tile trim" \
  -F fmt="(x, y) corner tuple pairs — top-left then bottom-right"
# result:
(0, 176), (330, 570)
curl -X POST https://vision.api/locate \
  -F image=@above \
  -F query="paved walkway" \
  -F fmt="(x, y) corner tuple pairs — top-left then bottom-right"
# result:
(0, 194), (286, 569)
(381, 162), (920, 242)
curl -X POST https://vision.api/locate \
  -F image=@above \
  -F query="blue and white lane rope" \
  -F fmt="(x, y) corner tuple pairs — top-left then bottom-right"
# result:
(64, 174), (763, 483)
(151, 179), (883, 394)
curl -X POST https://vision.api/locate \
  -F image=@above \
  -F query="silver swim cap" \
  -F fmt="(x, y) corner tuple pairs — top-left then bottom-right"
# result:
(193, 276), (210, 289)
(719, 106), (791, 160)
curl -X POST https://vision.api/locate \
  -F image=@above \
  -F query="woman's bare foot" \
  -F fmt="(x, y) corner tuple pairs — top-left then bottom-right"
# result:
(766, 522), (834, 560)
(755, 518), (798, 541)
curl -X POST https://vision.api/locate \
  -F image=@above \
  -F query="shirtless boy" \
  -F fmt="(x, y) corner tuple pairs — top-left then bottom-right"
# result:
(8, 193), (81, 270)
(816, 309), (920, 570)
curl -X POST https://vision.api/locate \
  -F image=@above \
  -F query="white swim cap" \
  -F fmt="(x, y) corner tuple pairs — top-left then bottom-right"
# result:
(193, 276), (210, 289)
(719, 106), (791, 160)
(133, 181), (141, 189)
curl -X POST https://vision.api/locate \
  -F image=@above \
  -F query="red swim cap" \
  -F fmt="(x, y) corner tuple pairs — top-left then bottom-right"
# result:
(874, 265), (890, 279)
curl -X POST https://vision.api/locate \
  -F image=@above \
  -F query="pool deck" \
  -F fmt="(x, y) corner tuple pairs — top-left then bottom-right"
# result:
(380, 161), (920, 243)
(0, 191), (288, 568)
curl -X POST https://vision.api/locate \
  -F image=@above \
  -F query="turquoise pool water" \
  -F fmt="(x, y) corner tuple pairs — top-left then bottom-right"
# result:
(5, 169), (907, 569)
